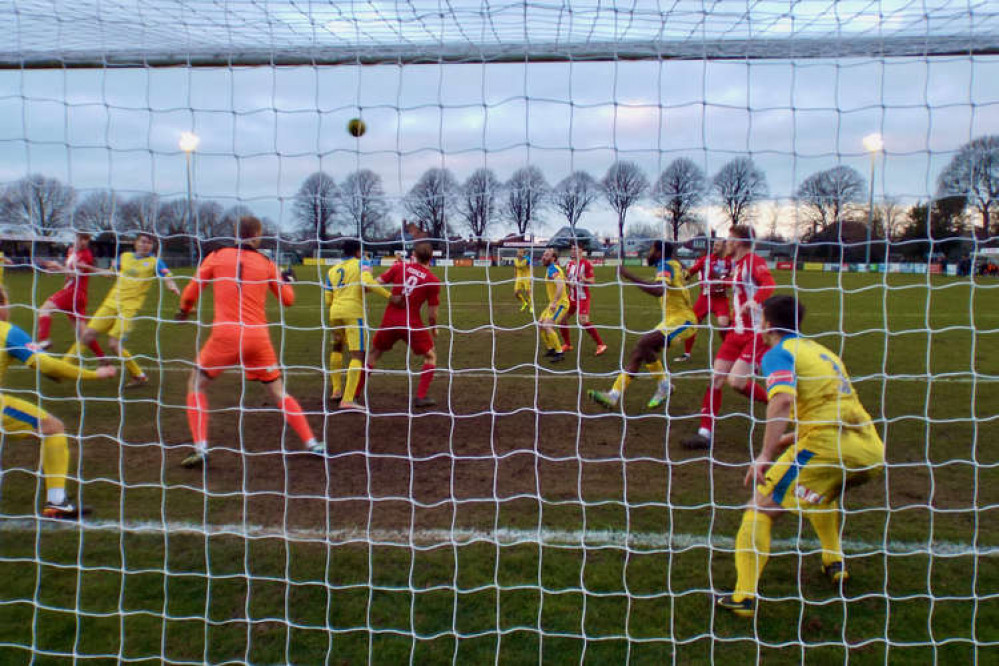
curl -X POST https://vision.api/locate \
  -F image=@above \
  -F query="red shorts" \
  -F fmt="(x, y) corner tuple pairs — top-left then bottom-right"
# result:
(198, 331), (280, 382)
(372, 317), (434, 355)
(715, 330), (769, 367)
(568, 297), (591, 318)
(693, 293), (730, 322)
(48, 287), (87, 321)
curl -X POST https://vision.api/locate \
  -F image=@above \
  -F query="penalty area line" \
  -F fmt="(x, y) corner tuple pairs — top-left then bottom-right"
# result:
(0, 518), (993, 558)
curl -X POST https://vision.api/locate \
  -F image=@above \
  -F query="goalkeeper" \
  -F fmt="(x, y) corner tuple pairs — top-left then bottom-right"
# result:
(177, 216), (323, 468)
(716, 295), (885, 618)
(0, 285), (117, 518)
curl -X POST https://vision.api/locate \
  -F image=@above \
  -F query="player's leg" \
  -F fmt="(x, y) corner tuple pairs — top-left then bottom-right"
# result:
(677, 296), (708, 362)
(36, 293), (61, 348)
(726, 336), (769, 404)
(681, 344), (738, 449)
(712, 297), (732, 341)
(558, 301), (576, 350)
(328, 326), (346, 401)
(717, 489), (785, 617)
(578, 304), (605, 354)
(66, 301), (113, 362)
(539, 307), (565, 360)
(262, 377), (323, 454)
(71, 296), (105, 360)
(588, 330), (665, 410)
(340, 319), (367, 409)
(182, 368), (216, 467)
(412, 332), (437, 408)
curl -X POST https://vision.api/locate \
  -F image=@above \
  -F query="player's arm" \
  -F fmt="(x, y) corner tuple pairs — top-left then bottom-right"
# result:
(752, 261), (777, 305)
(4, 326), (115, 380)
(746, 349), (797, 487)
(550, 273), (566, 307)
(684, 255), (706, 283)
(581, 263), (596, 285)
(426, 305), (439, 337)
(267, 263), (295, 307)
(361, 270), (392, 299)
(618, 265), (666, 297)
(156, 259), (181, 295)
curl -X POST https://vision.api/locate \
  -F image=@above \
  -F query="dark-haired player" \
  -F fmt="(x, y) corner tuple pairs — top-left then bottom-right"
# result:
(674, 237), (732, 362)
(716, 295), (885, 617)
(587, 240), (695, 410)
(367, 241), (441, 408)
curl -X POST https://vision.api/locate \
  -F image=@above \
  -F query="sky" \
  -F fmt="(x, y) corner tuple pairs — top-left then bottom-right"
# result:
(1, 1), (998, 239)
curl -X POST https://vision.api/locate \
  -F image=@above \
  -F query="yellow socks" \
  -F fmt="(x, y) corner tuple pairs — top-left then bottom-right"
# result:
(343, 358), (363, 403)
(734, 509), (772, 601)
(808, 502), (844, 568)
(42, 434), (69, 504)
(611, 372), (632, 396)
(646, 360), (666, 385)
(542, 328), (562, 353)
(121, 349), (143, 378)
(329, 351), (344, 395)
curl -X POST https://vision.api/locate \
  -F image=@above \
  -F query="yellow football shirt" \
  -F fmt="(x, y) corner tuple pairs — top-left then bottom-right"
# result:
(656, 259), (695, 323)
(104, 252), (172, 309)
(326, 257), (382, 320)
(545, 263), (570, 309)
(514, 256), (532, 279)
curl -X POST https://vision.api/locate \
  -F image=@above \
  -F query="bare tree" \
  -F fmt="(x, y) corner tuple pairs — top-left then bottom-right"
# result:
(0, 174), (76, 236)
(120, 193), (161, 233)
(458, 167), (501, 242)
(196, 201), (228, 240)
(504, 166), (549, 235)
(712, 157), (768, 225)
(222, 205), (255, 236)
(339, 169), (391, 240)
(876, 197), (905, 241)
(157, 199), (191, 237)
(651, 158), (705, 241)
(293, 171), (339, 242)
(602, 161), (649, 255)
(625, 222), (659, 240)
(936, 135), (999, 237)
(551, 171), (599, 235)
(795, 165), (866, 237)
(74, 190), (123, 232)
(405, 167), (458, 240)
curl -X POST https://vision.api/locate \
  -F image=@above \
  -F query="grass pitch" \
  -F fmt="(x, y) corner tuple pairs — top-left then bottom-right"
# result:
(0, 264), (997, 664)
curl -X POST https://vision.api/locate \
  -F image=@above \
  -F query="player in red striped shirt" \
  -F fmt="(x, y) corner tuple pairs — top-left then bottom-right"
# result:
(367, 242), (441, 408)
(36, 232), (105, 360)
(559, 243), (607, 355)
(682, 226), (774, 450)
(674, 238), (733, 362)
(176, 216), (322, 468)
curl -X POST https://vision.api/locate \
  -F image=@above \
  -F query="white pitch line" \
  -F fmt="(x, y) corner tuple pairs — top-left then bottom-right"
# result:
(0, 518), (993, 558)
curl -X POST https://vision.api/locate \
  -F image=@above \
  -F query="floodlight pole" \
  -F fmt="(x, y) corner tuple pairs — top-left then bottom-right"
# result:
(863, 133), (884, 267)
(179, 132), (200, 267)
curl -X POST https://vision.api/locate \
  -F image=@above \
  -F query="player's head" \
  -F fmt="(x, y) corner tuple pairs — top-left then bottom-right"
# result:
(570, 242), (584, 260)
(542, 247), (558, 265)
(727, 225), (755, 255)
(0, 284), (8, 322)
(342, 239), (362, 258)
(647, 239), (673, 265)
(413, 242), (433, 265)
(711, 238), (726, 255)
(75, 232), (92, 249)
(516, 248), (525, 258)
(762, 295), (805, 337)
(236, 216), (263, 247)
(135, 232), (156, 255)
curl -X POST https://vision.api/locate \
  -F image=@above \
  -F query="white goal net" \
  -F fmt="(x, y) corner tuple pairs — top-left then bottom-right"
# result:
(0, 1), (997, 663)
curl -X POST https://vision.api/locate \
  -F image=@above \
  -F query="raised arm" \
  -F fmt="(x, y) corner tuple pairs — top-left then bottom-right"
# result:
(618, 265), (666, 298)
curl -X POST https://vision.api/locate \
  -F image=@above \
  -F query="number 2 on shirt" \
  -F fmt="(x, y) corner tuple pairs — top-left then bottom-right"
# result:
(819, 353), (851, 394)
(335, 267), (346, 289)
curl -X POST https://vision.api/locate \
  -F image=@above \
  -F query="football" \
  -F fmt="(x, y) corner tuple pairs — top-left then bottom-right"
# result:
(347, 117), (366, 137)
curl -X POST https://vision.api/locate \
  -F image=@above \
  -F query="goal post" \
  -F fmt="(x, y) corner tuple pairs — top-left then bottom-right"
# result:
(0, 1), (996, 663)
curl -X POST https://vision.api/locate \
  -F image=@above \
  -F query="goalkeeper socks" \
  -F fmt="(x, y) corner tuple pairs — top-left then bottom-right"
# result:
(808, 502), (844, 568)
(699, 386), (723, 433)
(121, 349), (143, 378)
(584, 324), (604, 346)
(186, 392), (209, 445)
(343, 359), (363, 403)
(42, 434), (69, 503)
(734, 509), (772, 601)
(645, 360), (666, 385)
(87, 338), (105, 358)
(417, 363), (436, 398)
(280, 395), (315, 444)
(739, 381), (769, 404)
(38, 314), (52, 342)
(329, 351), (344, 395)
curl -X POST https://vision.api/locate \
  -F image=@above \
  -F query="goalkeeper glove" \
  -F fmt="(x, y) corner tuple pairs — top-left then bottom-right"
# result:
(281, 267), (295, 283)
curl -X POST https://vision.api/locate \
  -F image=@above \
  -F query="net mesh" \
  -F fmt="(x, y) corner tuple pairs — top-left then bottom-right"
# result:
(0, 1), (997, 663)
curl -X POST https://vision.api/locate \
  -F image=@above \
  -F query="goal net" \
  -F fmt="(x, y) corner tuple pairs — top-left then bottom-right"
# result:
(0, 1), (997, 662)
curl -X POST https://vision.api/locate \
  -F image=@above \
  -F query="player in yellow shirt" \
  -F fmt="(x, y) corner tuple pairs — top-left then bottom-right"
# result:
(67, 232), (180, 388)
(513, 249), (534, 313)
(537, 248), (570, 363)
(588, 240), (695, 410)
(0, 285), (117, 518)
(716, 295), (886, 618)
(325, 239), (392, 411)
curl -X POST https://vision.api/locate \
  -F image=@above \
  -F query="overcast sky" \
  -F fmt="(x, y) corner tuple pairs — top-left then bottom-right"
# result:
(1, 54), (997, 238)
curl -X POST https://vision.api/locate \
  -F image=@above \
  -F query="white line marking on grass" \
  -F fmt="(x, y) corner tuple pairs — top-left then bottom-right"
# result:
(0, 519), (993, 557)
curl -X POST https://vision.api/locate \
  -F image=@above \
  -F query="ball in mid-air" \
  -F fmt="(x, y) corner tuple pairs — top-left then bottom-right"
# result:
(347, 118), (366, 137)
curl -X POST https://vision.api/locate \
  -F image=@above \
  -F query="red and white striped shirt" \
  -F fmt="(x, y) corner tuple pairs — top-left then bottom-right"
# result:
(686, 252), (732, 296)
(730, 253), (776, 334)
(565, 259), (594, 302)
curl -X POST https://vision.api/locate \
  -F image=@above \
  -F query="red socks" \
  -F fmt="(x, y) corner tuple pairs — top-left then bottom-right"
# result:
(38, 315), (52, 342)
(559, 325), (572, 347)
(280, 395), (314, 444)
(699, 386), (724, 432)
(186, 392), (209, 445)
(417, 363), (436, 399)
(584, 324), (604, 346)
(357, 363), (373, 393)
(684, 333), (697, 355)
(740, 381), (769, 404)
(87, 338), (105, 358)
